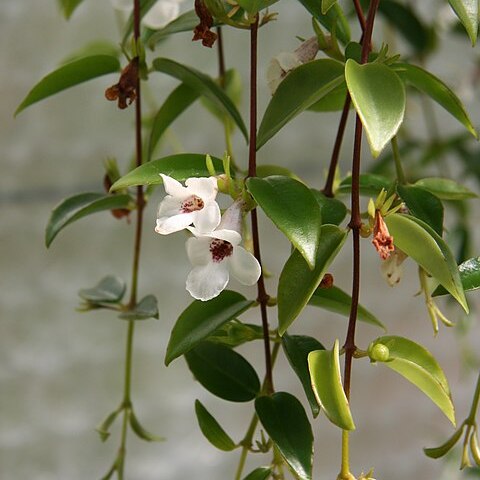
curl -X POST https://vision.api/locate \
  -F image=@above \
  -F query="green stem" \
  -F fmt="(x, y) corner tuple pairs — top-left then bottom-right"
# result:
(391, 136), (406, 184)
(466, 370), (480, 424)
(234, 342), (281, 480)
(340, 430), (350, 478)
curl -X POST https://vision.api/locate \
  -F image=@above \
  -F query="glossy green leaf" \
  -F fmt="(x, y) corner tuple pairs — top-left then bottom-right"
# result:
(207, 322), (264, 347)
(321, 0), (337, 14)
(16, 55), (121, 116)
(424, 425), (465, 458)
(119, 295), (159, 321)
(129, 409), (165, 442)
(337, 174), (391, 196)
(257, 59), (345, 149)
(147, 10), (199, 47)
(308, 83), (348, 112)
(255, 392), (313, 480)
(414, 177), (477, 200)
(369, 336), (455, 425)
(278, 225), (348, 335)
(57, 0), (85, 19)
(448, 0), (478, 45)
(384, 213), (468, 312)
(242, 467), (272, 480)
(308, 285), (385, 330)
(79, 276), (126, 304)
(311, 190), (347, 226)
(397, 62), (477, 138)
(236, 0), (280, 13)
(256, 165), (300, 180)
(296, 0), (351, 44)
(46, 193), (131, 247)
(346, 59), (405, 158)
(433, 257), (480, 297)
(282, 334), (325, 417)
(308, 339), (355, 430)
(185, 342), (260, 402)
(247, 176), (322, 269)
(165, 290), (254, 365)
(397, 184), (444, 236)
(148, 84), (199, 159)
(110, 154), (224, 191)
(194, 400), (236, 451)
(152, 58), (248, 141)
(378, 0), (431, 53)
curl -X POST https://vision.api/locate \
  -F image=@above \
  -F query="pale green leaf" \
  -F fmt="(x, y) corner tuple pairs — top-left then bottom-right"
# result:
(448, 0), (478, 45)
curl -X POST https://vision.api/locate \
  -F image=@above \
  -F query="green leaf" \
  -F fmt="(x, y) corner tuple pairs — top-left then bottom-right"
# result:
(308, 83), (348, 112)
(15, 55), (121, 116)
(396, 62), (477, 138)
(278, 225), (348, 336)
(337, 174), (391, 196)
(45, 193), (131, 247)
(207, 322), (264, 347)
(57, 0), (85, 19)
(147, 10), (199, 47)
(308, 285), (385, 330)
(321, 0), (337, 14)
(79, 276), (126, 304)
(119, 295), (159, 321)
(282, 334), (325, 417)
(256, 165), (301, 180)
(247, 176), (322, 269)
(311, 190), (347, 226)
(194, 400), (236, 451)
(397, 184), (444, 236)
(308, 339), (355, 430)
(384, 213), (468, 312)
(296, 0), (351, 44)
(129, 409), (165, 442)
(345, 59), (405, 158)
(255, 392), (313, 480)
(369, 336), (455, 425)
(110, 154), (224, 191)
(236, 0), (280, 14)
(433, 257), (480, 297)
(96, 406), (122, 442)
(242, 468), (272, 480)
(424, 425), (465, 458)
(148, 84), (199, 159)
(414, 177), (477, 200)
(185, 342), (260, 402)
(61, 41), (121, 64)
(257, 59), (345, 149)
(165, 291), (254, 365)
(378, 0), (431, 53)
(448, 0), (478, 45)
(152, 58), (248, 141)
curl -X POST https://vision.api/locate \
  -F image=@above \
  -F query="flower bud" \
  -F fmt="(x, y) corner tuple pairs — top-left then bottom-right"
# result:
(368, 343), (390, 363)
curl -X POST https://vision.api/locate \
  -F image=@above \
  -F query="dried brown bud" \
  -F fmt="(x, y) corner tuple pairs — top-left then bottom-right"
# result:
(105, 58), (139, 110)
(193, 0), (217, 48)
(319, 273), (334, 289)
(372, 210), (394, 260)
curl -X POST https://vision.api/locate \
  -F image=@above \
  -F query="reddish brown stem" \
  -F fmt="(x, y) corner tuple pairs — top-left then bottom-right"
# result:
(247, 17), (273, 394)
(216, 26), (226, 87)
(343, 0), (380, 400)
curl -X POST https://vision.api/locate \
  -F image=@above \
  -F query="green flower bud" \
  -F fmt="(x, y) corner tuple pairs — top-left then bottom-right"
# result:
(368, 343), (390, 362)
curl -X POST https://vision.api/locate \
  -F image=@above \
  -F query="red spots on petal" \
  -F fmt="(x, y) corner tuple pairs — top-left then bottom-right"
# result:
(209, 239), (233, 263)
(181, 195), (205, 213)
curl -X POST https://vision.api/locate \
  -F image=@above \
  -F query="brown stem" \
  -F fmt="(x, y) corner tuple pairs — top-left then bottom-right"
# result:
(216, 26), (226, 87)
(247, 16), (274, 394)
(343, 0), (380, 400)
(352, 0), (367, 32)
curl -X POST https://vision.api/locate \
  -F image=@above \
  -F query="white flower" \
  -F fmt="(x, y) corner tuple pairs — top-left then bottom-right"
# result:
(267, 37), (319, 94)
(380, 248), (407, 287)
(185, 201), (261, 301)
(155, 174), (221, 235)
(110, 0), (184, 30)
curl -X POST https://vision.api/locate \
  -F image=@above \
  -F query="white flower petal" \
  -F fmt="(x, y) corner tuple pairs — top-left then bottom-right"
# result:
(229, 246), (261, 286)
(156, 211), (195, 234)
(186, 236), (211, 266)
(185, 176), (218, 202)
(193, 201), (221, 234)
(160, 174), (187, 197)
(143, 1), (180, 29)
(157, 195), (182, 217)
(188, 227), (241, 245)
(186, 263), (229, 301)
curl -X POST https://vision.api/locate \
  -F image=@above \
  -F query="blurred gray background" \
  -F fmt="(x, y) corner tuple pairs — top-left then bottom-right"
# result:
(1, 1), (480, 479)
